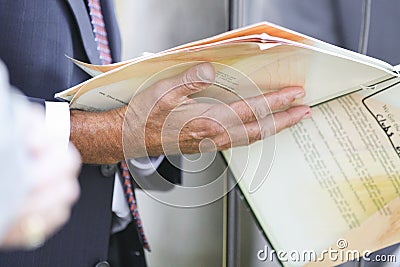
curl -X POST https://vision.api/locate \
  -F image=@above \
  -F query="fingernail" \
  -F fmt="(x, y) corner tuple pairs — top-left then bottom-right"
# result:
(196, 64), (215, 83)
(294, 90), (306, 100)
(303, 109), (312, 119)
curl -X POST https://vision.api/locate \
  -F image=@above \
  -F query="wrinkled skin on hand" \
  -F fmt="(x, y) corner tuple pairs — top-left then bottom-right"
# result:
(122, 63), (310, 158)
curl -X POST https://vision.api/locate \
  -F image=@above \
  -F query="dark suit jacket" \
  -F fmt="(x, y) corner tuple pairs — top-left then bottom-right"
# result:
(0, 1), (118, 266)
(0, 1), (179, 266)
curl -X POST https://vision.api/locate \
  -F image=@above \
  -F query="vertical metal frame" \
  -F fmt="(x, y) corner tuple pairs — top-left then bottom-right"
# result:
(225, 1), (244, 266)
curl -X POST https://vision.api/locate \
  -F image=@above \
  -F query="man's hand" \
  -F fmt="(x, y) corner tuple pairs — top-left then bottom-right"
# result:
(123, 63), (310, 158)
(70, 63), (310, 163)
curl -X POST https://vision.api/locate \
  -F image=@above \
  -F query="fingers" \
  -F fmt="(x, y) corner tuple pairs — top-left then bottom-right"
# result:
(154, 63), (215, 106)
(244, 105), (311, 143)
(227, 87), (305, 125)
(205, 105), (310, 150)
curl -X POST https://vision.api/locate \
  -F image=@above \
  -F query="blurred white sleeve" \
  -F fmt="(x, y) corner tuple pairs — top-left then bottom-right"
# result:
(44, 102), (70, 151)
(0, 62), (37, 242)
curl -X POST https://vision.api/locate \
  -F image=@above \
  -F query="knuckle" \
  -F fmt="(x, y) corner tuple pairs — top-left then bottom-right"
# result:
(287, 112), (300, 127)
(214, 137), (224, 148)
(214, 136), (230, 149)
(190, 130), (206, 140)
(273, 93), (288, 108)
(211, 125), (225, 136)
(253, 103), (269, 119)
(202, 119), (224, 136)
(181, 71), (200, 91)
(187, 120), (209, 139)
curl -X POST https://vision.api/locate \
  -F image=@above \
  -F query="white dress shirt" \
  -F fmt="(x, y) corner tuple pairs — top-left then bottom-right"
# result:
(44, 102), (163, 233)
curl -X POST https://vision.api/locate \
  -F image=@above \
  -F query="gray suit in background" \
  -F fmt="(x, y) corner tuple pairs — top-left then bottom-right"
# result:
(245, 0), (400, 65)
(244, 1), (400, 266)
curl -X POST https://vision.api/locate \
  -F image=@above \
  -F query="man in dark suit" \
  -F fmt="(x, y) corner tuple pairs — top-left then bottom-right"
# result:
(0, 1), (310, 266)
(0, 1), (150, 266)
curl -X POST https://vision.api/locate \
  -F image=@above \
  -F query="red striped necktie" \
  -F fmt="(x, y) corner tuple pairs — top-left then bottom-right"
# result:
(87, 0), (112, 64)
(87, 0), (151, 252)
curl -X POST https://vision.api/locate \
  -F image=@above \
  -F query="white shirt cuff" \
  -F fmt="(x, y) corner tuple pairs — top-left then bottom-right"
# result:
(44, 102), (70, 151)
(129, 156), (164, 176)
(112, 172), (132, 234)
(111, 156), (164, 233)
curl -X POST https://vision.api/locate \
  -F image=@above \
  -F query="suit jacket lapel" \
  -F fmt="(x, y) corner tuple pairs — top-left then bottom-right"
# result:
(65, 0), (102, 65)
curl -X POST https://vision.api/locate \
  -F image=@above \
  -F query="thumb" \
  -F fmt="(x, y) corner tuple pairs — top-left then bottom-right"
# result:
(165, 63), (215, 102)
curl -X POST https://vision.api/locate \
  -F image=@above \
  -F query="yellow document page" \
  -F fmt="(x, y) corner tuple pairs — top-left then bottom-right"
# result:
(62, 21), (394, 78)
(223, 78), (400, 266)
(57, 42), (391, 113)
